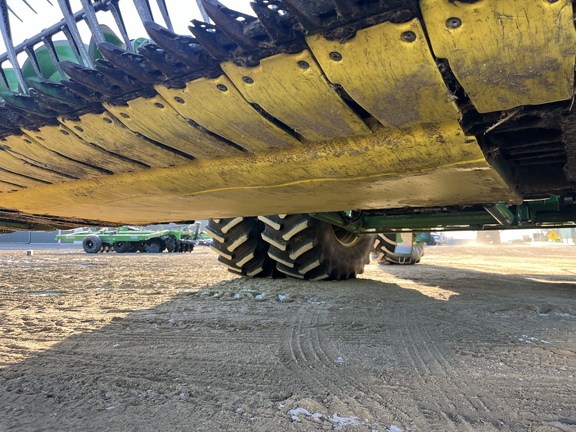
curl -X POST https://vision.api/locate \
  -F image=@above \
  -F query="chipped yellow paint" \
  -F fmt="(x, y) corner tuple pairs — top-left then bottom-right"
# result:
(104, 95), (243, 159)
(306, 19), (460, 128)
(22, 124), (143, 174)
(221, 51), (371, 141)
(0, 121), (519, 225)
(59, 112), (191, 168)
(155, 76), (299, 153)
(3, 133), (102, 179)
(421, 0), (576, 113)
(0, 144), (70, 184)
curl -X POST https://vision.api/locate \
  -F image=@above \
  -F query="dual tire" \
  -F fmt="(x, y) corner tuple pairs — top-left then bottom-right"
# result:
(208, 215), (375, 281)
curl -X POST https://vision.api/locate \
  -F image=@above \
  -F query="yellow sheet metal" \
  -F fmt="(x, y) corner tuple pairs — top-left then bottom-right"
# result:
(3, 133), (103, 179)
(155, 76), (299, 153)
(306, 19), (459, 128)
(0, 180), (25, 193)
(59, 112), (191, 168)
(22, 125), (143, 174)
(0, 168), (48, 190)
(221, 51), (371, 141)
(104, 95), (243, 159)
(0, 143), (71, 184)
(0, 120), (519, 225)
(420, 0), (576, 113)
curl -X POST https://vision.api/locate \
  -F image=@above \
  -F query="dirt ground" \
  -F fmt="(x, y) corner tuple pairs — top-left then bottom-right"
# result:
(0, 243), (575, 432)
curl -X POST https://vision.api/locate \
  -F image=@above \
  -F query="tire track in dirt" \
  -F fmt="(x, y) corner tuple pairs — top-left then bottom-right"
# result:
(409, 308), (508, 430)
(393, 305), (493, 431)
(279, 303), (415, 429)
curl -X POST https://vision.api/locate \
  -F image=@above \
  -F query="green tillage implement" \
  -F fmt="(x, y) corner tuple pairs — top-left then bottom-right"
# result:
(56, 226), (197, 254)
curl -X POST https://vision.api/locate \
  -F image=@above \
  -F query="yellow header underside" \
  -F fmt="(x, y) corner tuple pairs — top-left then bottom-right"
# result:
(0, 122), (519, 225)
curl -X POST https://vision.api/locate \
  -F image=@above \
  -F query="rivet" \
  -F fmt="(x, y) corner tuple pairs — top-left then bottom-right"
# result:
(103, 117), (113, 124)
(216, 84), (228, 92)
(120, 113), (130, 119)
(297, 60), (309, 69)
(242, 76), (254, 84)
(329, 51), (342, 61)
(446, 17), (462, 29)
(401, 31), (417, 42)
(74, 126), (84, 132)
(60, 130), (70, 136)
(174, 96), (185, 104)
(154, 102), (164, 109)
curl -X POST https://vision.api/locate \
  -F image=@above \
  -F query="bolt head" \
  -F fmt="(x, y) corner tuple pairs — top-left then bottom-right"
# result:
(401, 31), (417, 42)
(329, 52), (343, 61)
(242, 76), (254, 84)
(446, 17), (462, 29)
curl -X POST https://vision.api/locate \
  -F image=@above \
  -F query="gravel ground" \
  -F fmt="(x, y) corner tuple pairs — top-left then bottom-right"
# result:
(0, 243), (575, 431)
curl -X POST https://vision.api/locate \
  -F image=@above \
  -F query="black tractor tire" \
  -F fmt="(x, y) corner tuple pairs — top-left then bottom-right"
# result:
(113, 241), (131, 253)
(207, 217), (281, 278)
(372, 233), (425, 265)
(260, 214), (374, 281)
(83, 235), (102, 254)
(165, 236), (177, 252)
(128, 241), (143, 252)
(145, 238), (165, 253)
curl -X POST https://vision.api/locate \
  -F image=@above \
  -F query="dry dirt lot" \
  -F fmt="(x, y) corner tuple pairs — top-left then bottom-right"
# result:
(0, 243), (575, 431)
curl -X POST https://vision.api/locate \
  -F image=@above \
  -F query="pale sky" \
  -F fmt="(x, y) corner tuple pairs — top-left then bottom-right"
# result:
(1, 0), (254, 57)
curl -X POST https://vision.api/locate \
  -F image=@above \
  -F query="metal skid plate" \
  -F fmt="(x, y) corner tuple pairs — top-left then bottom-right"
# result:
(307, 18), (460, 128)
(104, 95), (244, 159)
(421, 0), (576, 113)
(59, 112), (191, 168)
(0, 178), (28, 193)
(0, 122), (519, 225)
(0, 136), (75, 186)
(155, 75), (300, 153)
(0, 147), (65, 187)
(221, 50), (371, 141)
(22, 124), (143, 174)
(1, 134), (93, 181)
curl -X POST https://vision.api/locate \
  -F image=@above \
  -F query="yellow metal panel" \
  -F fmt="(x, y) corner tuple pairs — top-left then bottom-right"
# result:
(0, 168), (48, 190)
(0, 142), (71, 184)
(0, 180), (24, 193)
(22, 125), (144, 174)
(3, 133), (103, 179)
(104, 95), (243, 159)
(221, 51), (371, 141)
(0, 121), (519, 225)
(420, 0), (576, 113)
(59, 112), (191, 168)
(306, 19), (459, 128)
(155, 76), (299, 153)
